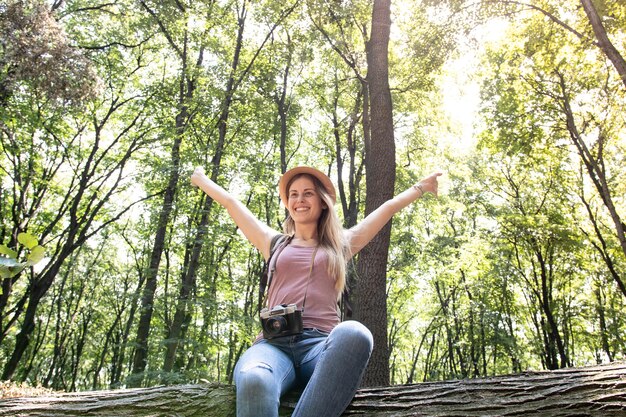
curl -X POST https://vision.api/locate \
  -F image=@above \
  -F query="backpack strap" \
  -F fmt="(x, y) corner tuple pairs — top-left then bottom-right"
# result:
(340, 286), (353, 319)
(258, 234), (290, 311)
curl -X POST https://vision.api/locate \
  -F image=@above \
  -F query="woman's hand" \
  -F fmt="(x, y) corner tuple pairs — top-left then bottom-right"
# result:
(415, 171), (443, 197)
(191, 166), (207, 187)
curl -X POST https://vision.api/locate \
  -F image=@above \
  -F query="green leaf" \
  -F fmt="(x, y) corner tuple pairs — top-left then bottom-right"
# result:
(0, 244), (18, 259)
(26, 246), (46, 266)
(0, 263), (26, 279)
(18, 233), (39, 250)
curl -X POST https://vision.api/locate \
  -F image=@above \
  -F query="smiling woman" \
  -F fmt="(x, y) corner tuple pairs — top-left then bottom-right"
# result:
(190, 164), (441, 417)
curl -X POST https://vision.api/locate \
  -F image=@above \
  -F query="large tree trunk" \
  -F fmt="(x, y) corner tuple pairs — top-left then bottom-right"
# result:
(1, 362), (625, 416)
(354, 0), (396, 388)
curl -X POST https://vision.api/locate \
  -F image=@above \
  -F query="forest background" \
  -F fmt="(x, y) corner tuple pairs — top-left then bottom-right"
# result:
(1, 0), (625, 393)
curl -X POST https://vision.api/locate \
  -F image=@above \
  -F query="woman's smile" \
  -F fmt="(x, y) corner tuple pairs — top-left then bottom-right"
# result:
(287, 177), (324, 222)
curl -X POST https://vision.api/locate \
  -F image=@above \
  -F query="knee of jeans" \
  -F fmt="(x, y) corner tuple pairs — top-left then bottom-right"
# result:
(236, 362), (278, 397)
(331, 321), (373, 356)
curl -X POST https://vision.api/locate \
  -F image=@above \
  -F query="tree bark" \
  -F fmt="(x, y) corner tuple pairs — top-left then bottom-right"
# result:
(1, 362), (625, 416)
(579, 0), (626, 91)
(556, 71), (626, 282)
(355, 0), (395, 388)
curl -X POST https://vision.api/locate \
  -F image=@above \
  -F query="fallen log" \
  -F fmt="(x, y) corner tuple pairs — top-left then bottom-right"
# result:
(1, 361), (625, 416)
(343, 361), (626, 416)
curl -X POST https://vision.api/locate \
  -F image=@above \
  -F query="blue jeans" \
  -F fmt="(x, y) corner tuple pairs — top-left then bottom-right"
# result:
(234, 320), (373, 417)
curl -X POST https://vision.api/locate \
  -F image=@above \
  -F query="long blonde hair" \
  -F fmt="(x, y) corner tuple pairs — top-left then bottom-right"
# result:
(282, 174), (349, 296)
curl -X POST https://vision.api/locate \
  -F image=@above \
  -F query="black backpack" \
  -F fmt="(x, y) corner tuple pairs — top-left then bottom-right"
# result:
(258, 234), (352, 319)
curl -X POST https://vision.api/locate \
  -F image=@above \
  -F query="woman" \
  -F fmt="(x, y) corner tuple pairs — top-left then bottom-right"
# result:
(191, 165), (441, 417)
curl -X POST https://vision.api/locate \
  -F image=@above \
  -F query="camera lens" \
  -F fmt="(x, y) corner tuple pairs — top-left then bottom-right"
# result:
(265, 316), (287, 335)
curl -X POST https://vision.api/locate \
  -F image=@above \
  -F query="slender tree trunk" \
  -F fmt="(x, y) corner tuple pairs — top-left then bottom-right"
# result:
(92, 308), (123, 390)
(112, 265), (146, 388)
(579, 190), (626, 297)
(277, 31), (291, 175)
(461, 270), (480, 377)
(2, 257), (66, 380)
(533, 245), (569, 369)
(334, 81), (364, 229)
(556, 72), (626, 263)
(129, 114), (185, 386)
(129, 4), (194, 383)
(580, 0), (626, 90)
(500, 275), (522, 373)
(70, 311), (90, 391)
(595, 286), (613, 362)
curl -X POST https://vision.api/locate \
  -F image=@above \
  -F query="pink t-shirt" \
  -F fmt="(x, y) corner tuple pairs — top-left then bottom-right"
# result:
(265, 244), (341, 333)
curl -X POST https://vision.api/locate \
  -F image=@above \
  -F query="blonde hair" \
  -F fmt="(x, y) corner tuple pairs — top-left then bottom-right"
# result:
(282, 174), (349, 296)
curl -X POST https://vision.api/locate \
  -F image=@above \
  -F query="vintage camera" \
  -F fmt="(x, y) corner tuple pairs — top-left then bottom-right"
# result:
(260, 303), (303, 339)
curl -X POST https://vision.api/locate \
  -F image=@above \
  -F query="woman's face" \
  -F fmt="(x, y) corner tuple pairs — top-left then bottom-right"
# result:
(287, 175), (327, 226)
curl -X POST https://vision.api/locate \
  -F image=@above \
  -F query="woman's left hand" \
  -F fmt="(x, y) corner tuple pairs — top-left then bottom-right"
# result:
(415, 171), (443, 197)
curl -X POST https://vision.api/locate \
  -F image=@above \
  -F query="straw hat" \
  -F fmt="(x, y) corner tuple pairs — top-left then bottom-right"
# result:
(278, 166), (336, 206)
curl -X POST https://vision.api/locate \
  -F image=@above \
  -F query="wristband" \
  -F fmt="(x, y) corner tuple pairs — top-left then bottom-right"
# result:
(413, 183), (425, 197)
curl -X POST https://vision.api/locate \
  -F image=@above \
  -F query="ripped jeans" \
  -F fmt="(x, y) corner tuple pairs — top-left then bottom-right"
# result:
(233, 320), (373, 417)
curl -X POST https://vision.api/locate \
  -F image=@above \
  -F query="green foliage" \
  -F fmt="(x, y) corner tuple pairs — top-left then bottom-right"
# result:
(0, 233), (46, 282)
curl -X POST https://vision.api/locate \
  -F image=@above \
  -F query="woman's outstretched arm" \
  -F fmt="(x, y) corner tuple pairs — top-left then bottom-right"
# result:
(345, 171), (442, 255)
(191, 167), (279, 259)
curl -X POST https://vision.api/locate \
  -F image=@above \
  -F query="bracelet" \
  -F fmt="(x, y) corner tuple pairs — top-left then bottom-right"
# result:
(413, 183), (425, 197)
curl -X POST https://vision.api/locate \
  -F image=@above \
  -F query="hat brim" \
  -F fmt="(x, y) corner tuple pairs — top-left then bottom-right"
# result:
(279, 166), (336, 206)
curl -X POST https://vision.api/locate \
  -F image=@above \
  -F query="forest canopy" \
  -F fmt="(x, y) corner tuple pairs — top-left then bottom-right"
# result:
(0, 0), (625, 392)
